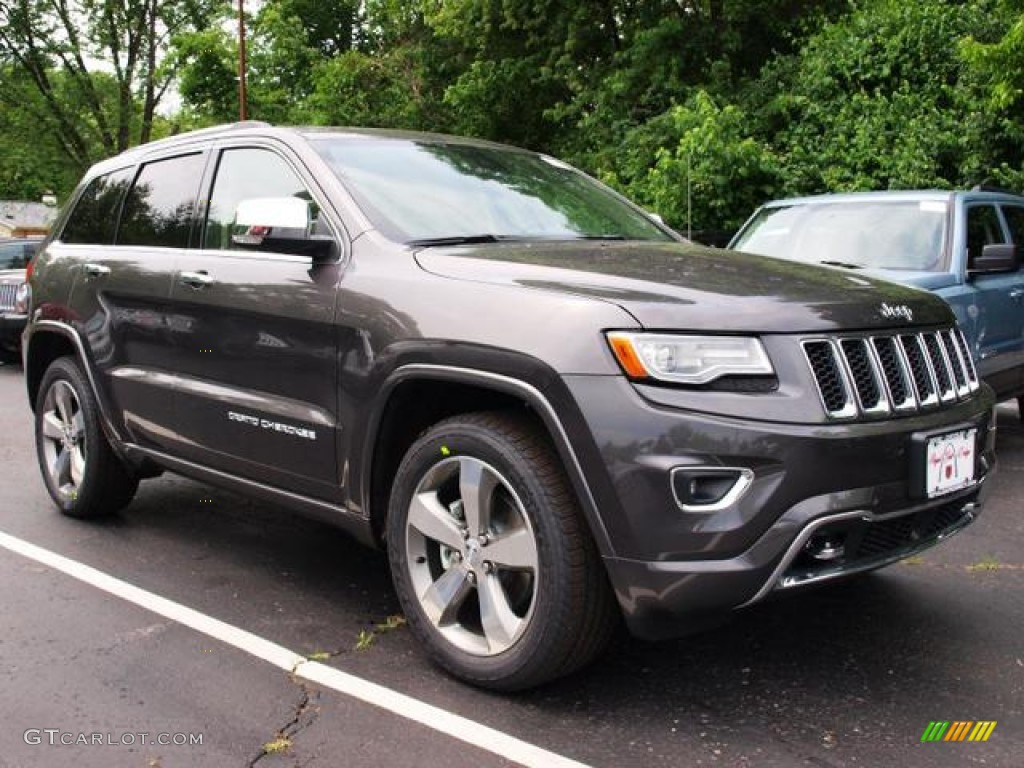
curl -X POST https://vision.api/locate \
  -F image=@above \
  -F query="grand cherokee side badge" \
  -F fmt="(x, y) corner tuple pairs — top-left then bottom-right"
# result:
(880, 302), (913, 322)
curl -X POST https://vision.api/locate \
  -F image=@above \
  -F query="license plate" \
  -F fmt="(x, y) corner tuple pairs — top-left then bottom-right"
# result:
(924, 429), (977, 498)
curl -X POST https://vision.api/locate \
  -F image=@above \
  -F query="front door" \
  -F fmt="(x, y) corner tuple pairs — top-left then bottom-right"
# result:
(965, 203), (1024, 396)
(164, 145), (342, 500)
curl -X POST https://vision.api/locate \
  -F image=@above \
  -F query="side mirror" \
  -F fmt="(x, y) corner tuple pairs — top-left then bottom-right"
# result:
(968, 243), (1018, 276)
(231, 197), (334, 260)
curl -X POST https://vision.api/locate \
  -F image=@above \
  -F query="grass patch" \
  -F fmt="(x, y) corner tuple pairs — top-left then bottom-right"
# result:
(262, 737), (292, 755)
(967, 555), (1002, 572)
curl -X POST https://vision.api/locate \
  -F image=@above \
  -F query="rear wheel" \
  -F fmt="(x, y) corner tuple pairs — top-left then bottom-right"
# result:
(386, 411), (617, 690)
(35, 357), (138, 518)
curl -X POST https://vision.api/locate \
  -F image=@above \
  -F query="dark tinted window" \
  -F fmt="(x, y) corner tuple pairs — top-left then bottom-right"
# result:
(61, 167), (134, 245)
(966, 205), (1006, 267)
(1002, 205), (1024, 246)
(118, 153), (205, 248)
(0, 241), (37, 269)
(203, 148), (317, 250)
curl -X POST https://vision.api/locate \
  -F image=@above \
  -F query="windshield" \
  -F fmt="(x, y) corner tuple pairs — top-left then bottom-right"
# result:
(0, 241), (36, 270)
(310, 137), (673, 244)
(733, 200), (949, 271)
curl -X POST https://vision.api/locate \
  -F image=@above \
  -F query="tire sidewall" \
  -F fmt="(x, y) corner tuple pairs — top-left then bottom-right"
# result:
(35, 358), (108, 517)
(387, 420), (576, 687)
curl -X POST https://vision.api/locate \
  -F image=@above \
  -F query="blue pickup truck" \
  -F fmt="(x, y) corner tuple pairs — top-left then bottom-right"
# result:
(731, 189), (1024, 414)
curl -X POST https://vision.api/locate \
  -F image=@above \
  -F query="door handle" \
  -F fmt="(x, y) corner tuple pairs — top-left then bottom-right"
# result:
(83, 263), (110, 278)
(1010, 288), (1024, 302)
(179, 270), (214, 289)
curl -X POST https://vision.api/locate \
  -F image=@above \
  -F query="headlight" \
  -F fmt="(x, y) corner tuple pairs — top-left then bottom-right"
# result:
(606, 332), (773, 384)
(14, 282), (31, 314)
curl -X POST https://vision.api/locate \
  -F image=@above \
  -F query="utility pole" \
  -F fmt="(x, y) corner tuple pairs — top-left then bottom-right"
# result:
(238, 0), (248, 121)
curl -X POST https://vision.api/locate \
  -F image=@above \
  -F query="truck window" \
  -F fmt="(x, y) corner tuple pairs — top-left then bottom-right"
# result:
(117, 153), (206, 249)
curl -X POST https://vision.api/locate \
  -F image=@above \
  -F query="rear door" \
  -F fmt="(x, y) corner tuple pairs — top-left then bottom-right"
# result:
(164, 142), (343, 500)
(55, 152), (207, 450)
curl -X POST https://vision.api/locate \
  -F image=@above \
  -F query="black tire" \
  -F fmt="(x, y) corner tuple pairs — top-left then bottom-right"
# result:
(386, 411), (618, 691)
(34, 357), (138, 518)
(0, 345), (19, 365)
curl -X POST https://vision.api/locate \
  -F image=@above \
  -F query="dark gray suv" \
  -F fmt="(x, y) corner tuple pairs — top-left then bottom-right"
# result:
(23, 123), (997, 690)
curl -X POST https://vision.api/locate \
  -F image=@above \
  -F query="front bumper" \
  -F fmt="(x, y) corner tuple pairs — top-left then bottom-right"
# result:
(562, 375), (996, 640)
(0, 312), (27, 347)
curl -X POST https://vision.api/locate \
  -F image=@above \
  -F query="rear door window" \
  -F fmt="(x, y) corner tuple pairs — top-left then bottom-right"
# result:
(61, 167), (135, 245)
(117, 153), (206, 248)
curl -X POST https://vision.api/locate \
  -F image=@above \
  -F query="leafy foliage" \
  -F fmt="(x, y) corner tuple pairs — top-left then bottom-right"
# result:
(3, 0), (1024, 226)
(772, 0), (1007, 194)
(599, 91), (779, 234)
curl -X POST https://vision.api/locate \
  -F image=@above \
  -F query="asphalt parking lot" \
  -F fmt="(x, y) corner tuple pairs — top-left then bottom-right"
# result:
(0, 361), (1021, 768)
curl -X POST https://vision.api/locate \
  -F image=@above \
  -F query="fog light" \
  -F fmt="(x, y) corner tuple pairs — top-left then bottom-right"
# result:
(671, 467), (754, 512)
(804, 532), (846, 562)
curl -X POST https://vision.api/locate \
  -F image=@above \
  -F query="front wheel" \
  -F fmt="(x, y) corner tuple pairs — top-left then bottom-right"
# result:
(35, 357), (138, 518)
(386, 412), (617, 690)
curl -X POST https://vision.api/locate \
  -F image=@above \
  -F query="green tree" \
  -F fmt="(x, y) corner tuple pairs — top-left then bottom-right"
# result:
(600, 90), (779, 234)
(772, 0), (1008, 194)
(0, 0), (221, 164)
(961, 0), (1024, 188)
(0, 66), (82, 198)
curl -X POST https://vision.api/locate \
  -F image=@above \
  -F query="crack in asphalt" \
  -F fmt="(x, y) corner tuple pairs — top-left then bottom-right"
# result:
(248, 672), (321, 768)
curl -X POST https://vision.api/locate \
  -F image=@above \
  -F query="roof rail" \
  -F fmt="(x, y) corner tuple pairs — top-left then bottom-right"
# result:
(971, 182), (1019, 195)
(120, 120), (274, 156)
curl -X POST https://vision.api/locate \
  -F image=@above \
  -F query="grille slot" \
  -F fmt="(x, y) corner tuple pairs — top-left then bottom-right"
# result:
(922, 332), (956, 401)
(839, 338), (886, 414)
(899, 334), (938, 407)
(0, 283), (17, 311)
(951, 329), (979, 388)
(805, 326), (979, 420)
(871, 336), (914, 410)
(803, 341), (854, 417)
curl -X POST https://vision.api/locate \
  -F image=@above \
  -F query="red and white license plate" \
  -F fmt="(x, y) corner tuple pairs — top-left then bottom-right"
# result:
(924, 429), (977, 498)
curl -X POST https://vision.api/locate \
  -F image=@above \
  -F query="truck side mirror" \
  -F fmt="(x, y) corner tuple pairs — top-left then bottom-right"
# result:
(231, 197), (335, 261)
(968, 243), (1018, 276)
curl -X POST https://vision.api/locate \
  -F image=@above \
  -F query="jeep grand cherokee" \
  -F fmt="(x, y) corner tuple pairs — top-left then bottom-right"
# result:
(22, 123), (996, 690)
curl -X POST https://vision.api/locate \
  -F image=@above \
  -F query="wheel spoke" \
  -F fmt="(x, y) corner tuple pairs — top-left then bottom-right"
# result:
(42, 411), (65, 441)
(407, 491), (465, 550)
(71, 411), (86, 441)
(421, 567), (473, 627)
(458, 457), (498, 538)
(485, 528), (537, 571)
(478, 573), (523, 653)
(53, 447), (71, 487)
(70, 446), (86, 486)
(54, 383), (75, 426)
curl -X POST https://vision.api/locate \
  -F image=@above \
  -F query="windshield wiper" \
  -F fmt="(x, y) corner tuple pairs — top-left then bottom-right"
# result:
(819, 260), (864, 270)
(408, 234), (510, 247)
(574, 234), (628, 241)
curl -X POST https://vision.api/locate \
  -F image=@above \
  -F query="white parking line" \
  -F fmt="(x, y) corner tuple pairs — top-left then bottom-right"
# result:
(0, 529), (592, 768)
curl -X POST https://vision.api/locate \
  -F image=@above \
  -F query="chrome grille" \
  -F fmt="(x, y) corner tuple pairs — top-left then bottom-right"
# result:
(0, 283), (17, 311)
(803, 327), (980, 420)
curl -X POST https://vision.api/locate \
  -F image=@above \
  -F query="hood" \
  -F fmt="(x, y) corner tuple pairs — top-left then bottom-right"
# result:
(0, 269), (25, 284)
(414, 241), (952, 333)
(859, 267), (959, 292)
